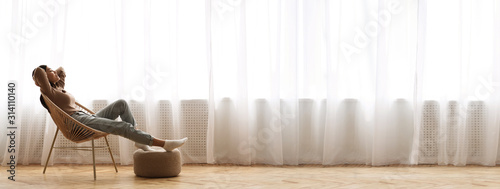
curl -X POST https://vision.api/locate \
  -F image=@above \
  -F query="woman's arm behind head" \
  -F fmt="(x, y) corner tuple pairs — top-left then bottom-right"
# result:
(55, 66), (66, 89)
(32, 65), (52, 113)
(32, 66), (52, 94)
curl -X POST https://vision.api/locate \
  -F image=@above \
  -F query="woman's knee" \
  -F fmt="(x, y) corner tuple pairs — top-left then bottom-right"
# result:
(115, 99), (127, 106)
(113, 99), (129, 110)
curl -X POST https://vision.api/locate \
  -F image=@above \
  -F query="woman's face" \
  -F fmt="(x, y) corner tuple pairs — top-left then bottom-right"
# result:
(45, 67), (60, 83)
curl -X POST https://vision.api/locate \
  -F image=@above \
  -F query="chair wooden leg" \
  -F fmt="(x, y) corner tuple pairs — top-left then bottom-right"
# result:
(104, 136), (118, 173)
(92, 139), (96, 180)
(43, 129), (59, 174)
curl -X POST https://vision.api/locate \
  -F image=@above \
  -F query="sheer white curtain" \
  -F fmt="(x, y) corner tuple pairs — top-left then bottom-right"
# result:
(207, 0), (417, 165)
(206, 0), (500, 166)
(414, 0), (500, 166)
(1, 0), (499, 166)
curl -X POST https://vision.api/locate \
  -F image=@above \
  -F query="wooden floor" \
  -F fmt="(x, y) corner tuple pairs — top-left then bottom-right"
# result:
(2, 164), (500, 188)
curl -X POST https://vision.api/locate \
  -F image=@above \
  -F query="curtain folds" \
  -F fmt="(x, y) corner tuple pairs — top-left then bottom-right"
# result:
(1, 0), (499, 166)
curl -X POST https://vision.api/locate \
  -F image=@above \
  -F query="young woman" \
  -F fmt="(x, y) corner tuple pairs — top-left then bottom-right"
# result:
(32, 65), (187, 151)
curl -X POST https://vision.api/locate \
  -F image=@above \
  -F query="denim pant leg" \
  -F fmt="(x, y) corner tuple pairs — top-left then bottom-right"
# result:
(71, 112), (153, 145)
(95, 99), (136, 126)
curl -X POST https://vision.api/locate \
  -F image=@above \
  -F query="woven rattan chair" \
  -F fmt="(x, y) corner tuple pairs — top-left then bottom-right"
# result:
(41, 94), (118, 180)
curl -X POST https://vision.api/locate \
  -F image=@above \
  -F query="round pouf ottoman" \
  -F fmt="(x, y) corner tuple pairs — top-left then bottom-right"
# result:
(133, 148), (182, 178)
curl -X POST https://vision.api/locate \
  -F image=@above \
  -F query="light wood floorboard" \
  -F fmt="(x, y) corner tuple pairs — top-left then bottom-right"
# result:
(2, 164), (500, 188)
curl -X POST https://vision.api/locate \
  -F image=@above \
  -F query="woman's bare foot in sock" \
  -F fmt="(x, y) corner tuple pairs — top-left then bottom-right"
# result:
(163, 137), (188, 151)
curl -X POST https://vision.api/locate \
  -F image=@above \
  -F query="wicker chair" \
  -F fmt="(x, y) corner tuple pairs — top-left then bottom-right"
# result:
(41, 94), (118, 180)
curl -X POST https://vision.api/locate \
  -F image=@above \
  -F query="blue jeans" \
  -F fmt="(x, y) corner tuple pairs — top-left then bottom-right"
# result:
(71, 99), (153, 145)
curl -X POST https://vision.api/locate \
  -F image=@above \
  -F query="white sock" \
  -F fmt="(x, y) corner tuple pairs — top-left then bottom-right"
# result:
(135, 143), (154, 151)
(163, 137), (188, 151)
